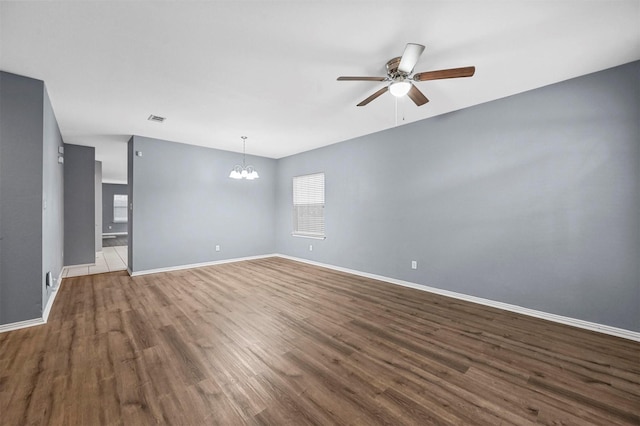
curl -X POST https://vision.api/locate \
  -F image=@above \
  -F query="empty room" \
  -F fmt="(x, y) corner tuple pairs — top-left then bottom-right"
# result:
(0, 1), (639, 425)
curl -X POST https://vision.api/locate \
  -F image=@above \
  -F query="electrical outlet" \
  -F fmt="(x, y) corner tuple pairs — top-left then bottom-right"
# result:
(309, 244), (313, 252)
(411, 260), (417, 270)
(215, 245), (220, 252)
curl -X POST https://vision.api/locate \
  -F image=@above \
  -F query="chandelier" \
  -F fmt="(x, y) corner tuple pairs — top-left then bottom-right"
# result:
(229, 136), (259, 180)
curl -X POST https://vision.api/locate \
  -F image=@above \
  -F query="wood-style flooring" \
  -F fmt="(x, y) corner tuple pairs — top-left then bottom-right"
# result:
(0, 257), (638, 425)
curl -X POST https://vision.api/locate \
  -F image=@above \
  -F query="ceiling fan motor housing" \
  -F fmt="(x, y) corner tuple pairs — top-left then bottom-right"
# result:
(386, 57), (407, 79)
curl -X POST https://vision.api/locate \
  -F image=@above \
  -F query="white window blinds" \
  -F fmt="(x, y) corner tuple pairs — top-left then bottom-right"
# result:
(293, 173), (325, 238)
(113, 194), (128, 223)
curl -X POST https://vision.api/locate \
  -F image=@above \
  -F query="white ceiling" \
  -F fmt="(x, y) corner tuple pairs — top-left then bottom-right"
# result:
(1, 1), (639, 183)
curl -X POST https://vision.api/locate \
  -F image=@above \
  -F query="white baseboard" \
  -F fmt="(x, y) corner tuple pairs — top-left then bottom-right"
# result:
(1, 269), (66, 334)
(64, 262), (95, 268)
(42, 268), (65, 323)
(129, 254), (278, 276)
(275, 254), (640, 342)
(4, 254), (637, 343)
(0, 318), (45, 333)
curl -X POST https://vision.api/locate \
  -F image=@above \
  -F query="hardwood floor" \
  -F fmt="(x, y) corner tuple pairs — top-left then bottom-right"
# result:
(0, 257), (638, 425)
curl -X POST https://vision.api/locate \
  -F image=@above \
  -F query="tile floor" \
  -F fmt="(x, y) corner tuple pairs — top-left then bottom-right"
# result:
(63, 246), (128, 277)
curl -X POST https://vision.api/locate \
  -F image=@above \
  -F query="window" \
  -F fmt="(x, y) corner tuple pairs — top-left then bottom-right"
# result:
(113, 194), (128, 223)
(293, 172), (325, 239)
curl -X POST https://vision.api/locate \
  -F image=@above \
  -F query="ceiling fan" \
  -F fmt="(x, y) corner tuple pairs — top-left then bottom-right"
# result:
(337, 43), (475, 107)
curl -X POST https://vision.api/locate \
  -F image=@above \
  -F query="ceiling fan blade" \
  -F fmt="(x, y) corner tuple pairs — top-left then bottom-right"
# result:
(407, 85), (429, 106)
(337, 76), (387, 81)
(357, 86), (389, 107)
(413, 66), (476, 82)
(398, 43), (425, 74)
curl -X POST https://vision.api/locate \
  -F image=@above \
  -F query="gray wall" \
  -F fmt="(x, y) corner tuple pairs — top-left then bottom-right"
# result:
(275, 61), (640, 331)
(42, 87), (64, 308)
(0, 71), (44, 324)
(128, 135), (276, 272)
(127, 136), (134, 270)
(64, 144), (95, 266)
(0, 71), (64, 325)
(102, 183), (129, 233)
(95, 161), (102, 252)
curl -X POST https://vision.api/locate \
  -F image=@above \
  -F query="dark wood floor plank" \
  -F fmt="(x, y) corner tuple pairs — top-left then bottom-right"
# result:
(1, 257), (639, 425)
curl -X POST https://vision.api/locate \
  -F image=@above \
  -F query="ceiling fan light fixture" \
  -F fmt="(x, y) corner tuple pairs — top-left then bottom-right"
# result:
(389, 80), (411, 97)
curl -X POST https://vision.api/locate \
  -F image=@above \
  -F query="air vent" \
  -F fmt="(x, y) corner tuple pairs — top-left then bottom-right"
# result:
(148, 114), (166, 123)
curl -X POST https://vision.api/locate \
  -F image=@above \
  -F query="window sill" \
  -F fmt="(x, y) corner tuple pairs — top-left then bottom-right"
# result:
(292, 233), (326, 240)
